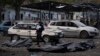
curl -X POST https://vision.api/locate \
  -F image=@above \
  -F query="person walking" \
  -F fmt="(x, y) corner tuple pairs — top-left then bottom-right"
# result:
(36, 21), (45, 47)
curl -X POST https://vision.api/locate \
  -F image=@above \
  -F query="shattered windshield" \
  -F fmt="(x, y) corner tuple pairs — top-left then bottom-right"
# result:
(73, 21), (86, 27)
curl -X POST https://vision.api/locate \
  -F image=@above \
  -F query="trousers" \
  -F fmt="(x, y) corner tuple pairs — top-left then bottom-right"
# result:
(36, 32), (45, 45)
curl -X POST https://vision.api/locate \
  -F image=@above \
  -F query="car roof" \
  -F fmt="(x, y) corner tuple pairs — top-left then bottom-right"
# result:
(17, 21), (38, 25)
(2, 20), (12, 23)
(50, 20), (78, 22)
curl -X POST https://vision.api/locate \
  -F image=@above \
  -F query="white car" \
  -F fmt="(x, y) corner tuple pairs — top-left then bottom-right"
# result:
(47, 20), (99, 38)
(8, 21), (63, 42)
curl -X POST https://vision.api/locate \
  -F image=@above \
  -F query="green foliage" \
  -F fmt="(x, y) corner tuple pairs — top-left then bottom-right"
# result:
(0, 0), (8, 21)
(7, 0), (25, 7)
(0, 0), (8, 6)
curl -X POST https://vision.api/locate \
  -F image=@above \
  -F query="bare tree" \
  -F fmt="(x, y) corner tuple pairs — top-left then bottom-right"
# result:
(0, 0), (7, 22)
(7, 0), (25, 20)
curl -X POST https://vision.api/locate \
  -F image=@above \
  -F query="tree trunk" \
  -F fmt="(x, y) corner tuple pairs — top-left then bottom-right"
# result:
(0, 6), (3, 22)
(15, 6), (20, 20)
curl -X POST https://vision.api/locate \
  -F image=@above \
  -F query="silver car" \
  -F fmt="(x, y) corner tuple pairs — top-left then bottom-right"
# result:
(48, 20), (99, 38)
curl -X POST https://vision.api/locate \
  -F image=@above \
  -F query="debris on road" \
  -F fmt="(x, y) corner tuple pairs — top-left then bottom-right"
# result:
(2, 38), (33, 48)
(2, 37), (95, 52)
(28, 39), (95, 52)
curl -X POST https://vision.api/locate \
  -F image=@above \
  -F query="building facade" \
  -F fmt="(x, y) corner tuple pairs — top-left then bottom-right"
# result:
(2, 5), (99, 26)
(3, 7), (69, 22)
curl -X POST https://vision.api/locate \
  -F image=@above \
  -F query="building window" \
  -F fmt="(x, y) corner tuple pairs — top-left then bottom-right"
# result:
(20, 14), (23, 20)
(1, 14), (4, 20)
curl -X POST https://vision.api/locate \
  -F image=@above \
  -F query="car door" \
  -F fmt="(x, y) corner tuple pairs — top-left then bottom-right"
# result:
(27, 24), (36, 37)
(54, 22), (71, 37)
(20, 24), (30, 36)
(13, 24), (29, 36)
(66, 22), (79, 37)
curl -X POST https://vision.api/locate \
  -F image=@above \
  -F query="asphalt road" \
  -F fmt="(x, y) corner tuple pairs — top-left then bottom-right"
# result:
(0, 35), (100, 56)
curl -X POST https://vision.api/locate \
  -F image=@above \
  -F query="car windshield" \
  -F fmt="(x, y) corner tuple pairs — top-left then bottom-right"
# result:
(73, 21), (86, 27)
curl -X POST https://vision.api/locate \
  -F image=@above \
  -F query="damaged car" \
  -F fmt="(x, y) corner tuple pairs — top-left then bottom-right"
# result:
(8, 21), (64, 42)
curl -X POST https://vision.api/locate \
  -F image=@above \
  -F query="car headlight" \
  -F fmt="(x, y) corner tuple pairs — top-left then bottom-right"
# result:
(55, 32), (64, 37)
(55, 32), (59, 35)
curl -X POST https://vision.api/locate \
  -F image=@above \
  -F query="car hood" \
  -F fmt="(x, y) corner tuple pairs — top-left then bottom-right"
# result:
(79, 26), (99, 32)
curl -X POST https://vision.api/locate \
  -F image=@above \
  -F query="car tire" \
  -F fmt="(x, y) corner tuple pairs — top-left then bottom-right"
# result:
(80, 31), (89, 38)
(43, 35), (50, 43)
(12, 35), (20, 41)
(89, 36), (94, 38)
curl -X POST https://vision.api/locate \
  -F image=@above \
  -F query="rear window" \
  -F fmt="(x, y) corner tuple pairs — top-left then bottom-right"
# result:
(50, 22), (56, 25)
(13, 24), (26, 29)
(13, 24), (36, 30)
(3, 22), (12, 26)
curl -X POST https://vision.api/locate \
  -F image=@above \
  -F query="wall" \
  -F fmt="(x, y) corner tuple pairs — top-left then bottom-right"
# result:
(3, 7), (67, 21)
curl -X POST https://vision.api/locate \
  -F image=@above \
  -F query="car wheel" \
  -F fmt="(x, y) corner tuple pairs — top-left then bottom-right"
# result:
(80, 31), (89, 38)
(13, 35), (20, 41)
(25, 44), (32, 48)
(43, 35), (50, 43)
(89, 36), (94, 38)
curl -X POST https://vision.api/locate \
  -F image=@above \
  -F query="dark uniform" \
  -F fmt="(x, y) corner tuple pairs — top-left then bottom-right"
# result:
(36, 22), (45, 46)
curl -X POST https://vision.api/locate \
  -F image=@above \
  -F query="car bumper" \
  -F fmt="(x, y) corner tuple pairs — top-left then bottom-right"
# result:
(89, 32), (99, 36)
(48, 34), (64, 38)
